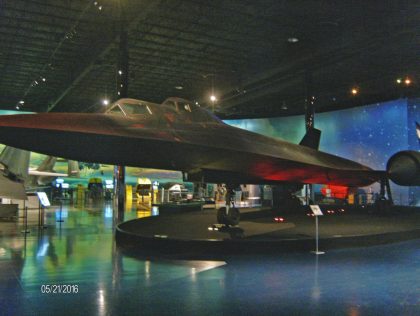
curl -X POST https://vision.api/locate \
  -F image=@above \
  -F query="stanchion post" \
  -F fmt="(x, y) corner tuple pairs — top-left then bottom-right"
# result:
(56, 200), (64, 223)
(310, 205), (325, 255)
(21, 206), (30, 234)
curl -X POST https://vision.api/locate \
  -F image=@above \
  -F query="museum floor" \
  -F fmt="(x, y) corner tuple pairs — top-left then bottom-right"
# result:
(1, 202), (420, 315)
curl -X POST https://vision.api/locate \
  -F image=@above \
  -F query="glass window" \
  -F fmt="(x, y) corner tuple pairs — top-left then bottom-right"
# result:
(163, 100), (177, 110)
(121, 103), (153, 115)
(107, 105), (124, 115)
(178, 101), (192, 113)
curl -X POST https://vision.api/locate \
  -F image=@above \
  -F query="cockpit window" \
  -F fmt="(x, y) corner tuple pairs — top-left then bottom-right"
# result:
(108, 105), (124, 115)
(160, 97), (223, 124)
(106, 100), (154, 116)
(178, 101), (192, 113)
(163, 100), (176, 110)
(120, 102), (153, 115)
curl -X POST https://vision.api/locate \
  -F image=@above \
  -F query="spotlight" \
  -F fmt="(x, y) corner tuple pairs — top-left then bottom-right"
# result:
(15, 106), (20, 110)
(118, 70), (123, 75)
(210, 95), (217, 102)
(19, 100), (24, 104)
(396, 78), (402, 84)
(42, 77), (46, 82)
(405, 78), (411, 85)
(102, 99), (109, 106)
(287, 37), (299, 43)
(351, 88), (358, 95)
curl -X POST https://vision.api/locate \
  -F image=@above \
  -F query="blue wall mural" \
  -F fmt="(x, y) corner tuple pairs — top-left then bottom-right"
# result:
(226, 98), (419, 205)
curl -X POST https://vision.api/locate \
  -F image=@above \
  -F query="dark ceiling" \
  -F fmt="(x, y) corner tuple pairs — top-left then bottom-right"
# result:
(0, 0), (419, 118)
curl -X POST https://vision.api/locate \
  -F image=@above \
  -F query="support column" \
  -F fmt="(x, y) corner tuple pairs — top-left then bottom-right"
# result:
(304, 70), (315, 204)
(115, 0), (129, 216)
(304, 70), (315, 131)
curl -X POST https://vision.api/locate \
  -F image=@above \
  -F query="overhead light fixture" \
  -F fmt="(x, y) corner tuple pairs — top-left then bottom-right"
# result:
(102, 99), (110, 106)
(287, 37), (299, 43)
(42, 77), (46, 82)
(19, 100), (24, 104)
(15, 106), (20, 110)
(396, 78), (402, 84)
(405, 78), (411, 85)
(175, 86), (183, 90)
(351, 88), (358, 95)
(118, 70), (123, 75)
(210, 95), (217, 102)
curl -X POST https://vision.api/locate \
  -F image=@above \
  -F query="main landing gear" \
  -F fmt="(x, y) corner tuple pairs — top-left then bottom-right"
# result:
(217, 185), (240, 226)
(374, 177), (394, 213)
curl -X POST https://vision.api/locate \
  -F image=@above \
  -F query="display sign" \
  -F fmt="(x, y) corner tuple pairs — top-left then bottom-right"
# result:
(37, 192), (51, 207)
(310, 205), (323, 216)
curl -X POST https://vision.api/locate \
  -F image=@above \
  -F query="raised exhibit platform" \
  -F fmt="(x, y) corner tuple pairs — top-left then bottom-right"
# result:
(116, 206), (420, 256)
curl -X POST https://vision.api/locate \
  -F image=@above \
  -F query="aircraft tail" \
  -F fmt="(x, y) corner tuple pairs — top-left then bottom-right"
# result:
(299, 128), (321, 150)
(0, 146), (30, 180)
(37, 156), (57, 172)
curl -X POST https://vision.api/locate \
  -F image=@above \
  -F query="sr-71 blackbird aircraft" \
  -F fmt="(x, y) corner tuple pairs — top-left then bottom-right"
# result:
(0, 97), (417, 222)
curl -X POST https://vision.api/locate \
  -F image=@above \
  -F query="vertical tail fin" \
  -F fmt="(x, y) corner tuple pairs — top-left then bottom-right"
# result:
(299, 128), (321, 150)
(0, 146), (30, 180)
(37, 156), (57, 172)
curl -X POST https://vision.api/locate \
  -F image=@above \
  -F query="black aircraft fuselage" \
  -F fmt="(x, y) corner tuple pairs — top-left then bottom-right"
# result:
(0, 97), (383, 187)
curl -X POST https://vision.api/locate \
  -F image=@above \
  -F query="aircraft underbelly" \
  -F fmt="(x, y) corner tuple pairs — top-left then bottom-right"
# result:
(0, 126), (379, 186)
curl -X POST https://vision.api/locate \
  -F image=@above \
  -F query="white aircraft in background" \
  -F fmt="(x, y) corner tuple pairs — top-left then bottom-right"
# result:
(0, 146), (79, 199)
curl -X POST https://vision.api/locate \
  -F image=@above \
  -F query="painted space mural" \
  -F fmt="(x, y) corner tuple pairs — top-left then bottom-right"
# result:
(226, 98), (419, 205)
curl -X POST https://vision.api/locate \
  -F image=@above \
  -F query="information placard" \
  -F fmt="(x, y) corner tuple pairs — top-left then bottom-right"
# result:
(37, 192), (51, 207)
(310, 205), (323, 216)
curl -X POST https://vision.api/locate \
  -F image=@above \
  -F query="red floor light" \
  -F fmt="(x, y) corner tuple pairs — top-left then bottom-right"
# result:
(274, 217), (285, 222)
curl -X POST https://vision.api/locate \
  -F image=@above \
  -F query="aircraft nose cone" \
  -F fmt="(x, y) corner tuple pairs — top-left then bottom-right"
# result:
(0, 113), (115, 134)
(0, 113), (74, 130)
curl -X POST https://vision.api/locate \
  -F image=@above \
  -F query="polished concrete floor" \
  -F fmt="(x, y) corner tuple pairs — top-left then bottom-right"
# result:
(1, 202), (419, 315)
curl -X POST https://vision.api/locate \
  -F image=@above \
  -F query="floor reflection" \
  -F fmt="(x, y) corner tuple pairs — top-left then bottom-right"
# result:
(0, 202), (419, 315)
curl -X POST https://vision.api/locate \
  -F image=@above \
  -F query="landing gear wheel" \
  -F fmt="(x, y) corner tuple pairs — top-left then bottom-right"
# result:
(217, 207), (240, 226)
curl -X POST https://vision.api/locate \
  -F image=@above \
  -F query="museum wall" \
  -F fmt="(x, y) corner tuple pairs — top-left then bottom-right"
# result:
(226, 98), (419, 206)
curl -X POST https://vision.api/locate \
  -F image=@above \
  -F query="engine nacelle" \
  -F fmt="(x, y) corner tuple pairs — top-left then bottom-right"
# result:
(386, 151), (420, 186)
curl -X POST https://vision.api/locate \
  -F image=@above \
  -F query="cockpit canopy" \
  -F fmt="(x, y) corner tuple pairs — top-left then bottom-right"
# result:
(161, 97), (197, 113)
(105, 97), (222, 124)
(105, 98), (157, 116)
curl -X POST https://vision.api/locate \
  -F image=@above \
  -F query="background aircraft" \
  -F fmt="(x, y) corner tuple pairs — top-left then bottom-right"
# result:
(0, 146), (79, 199)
